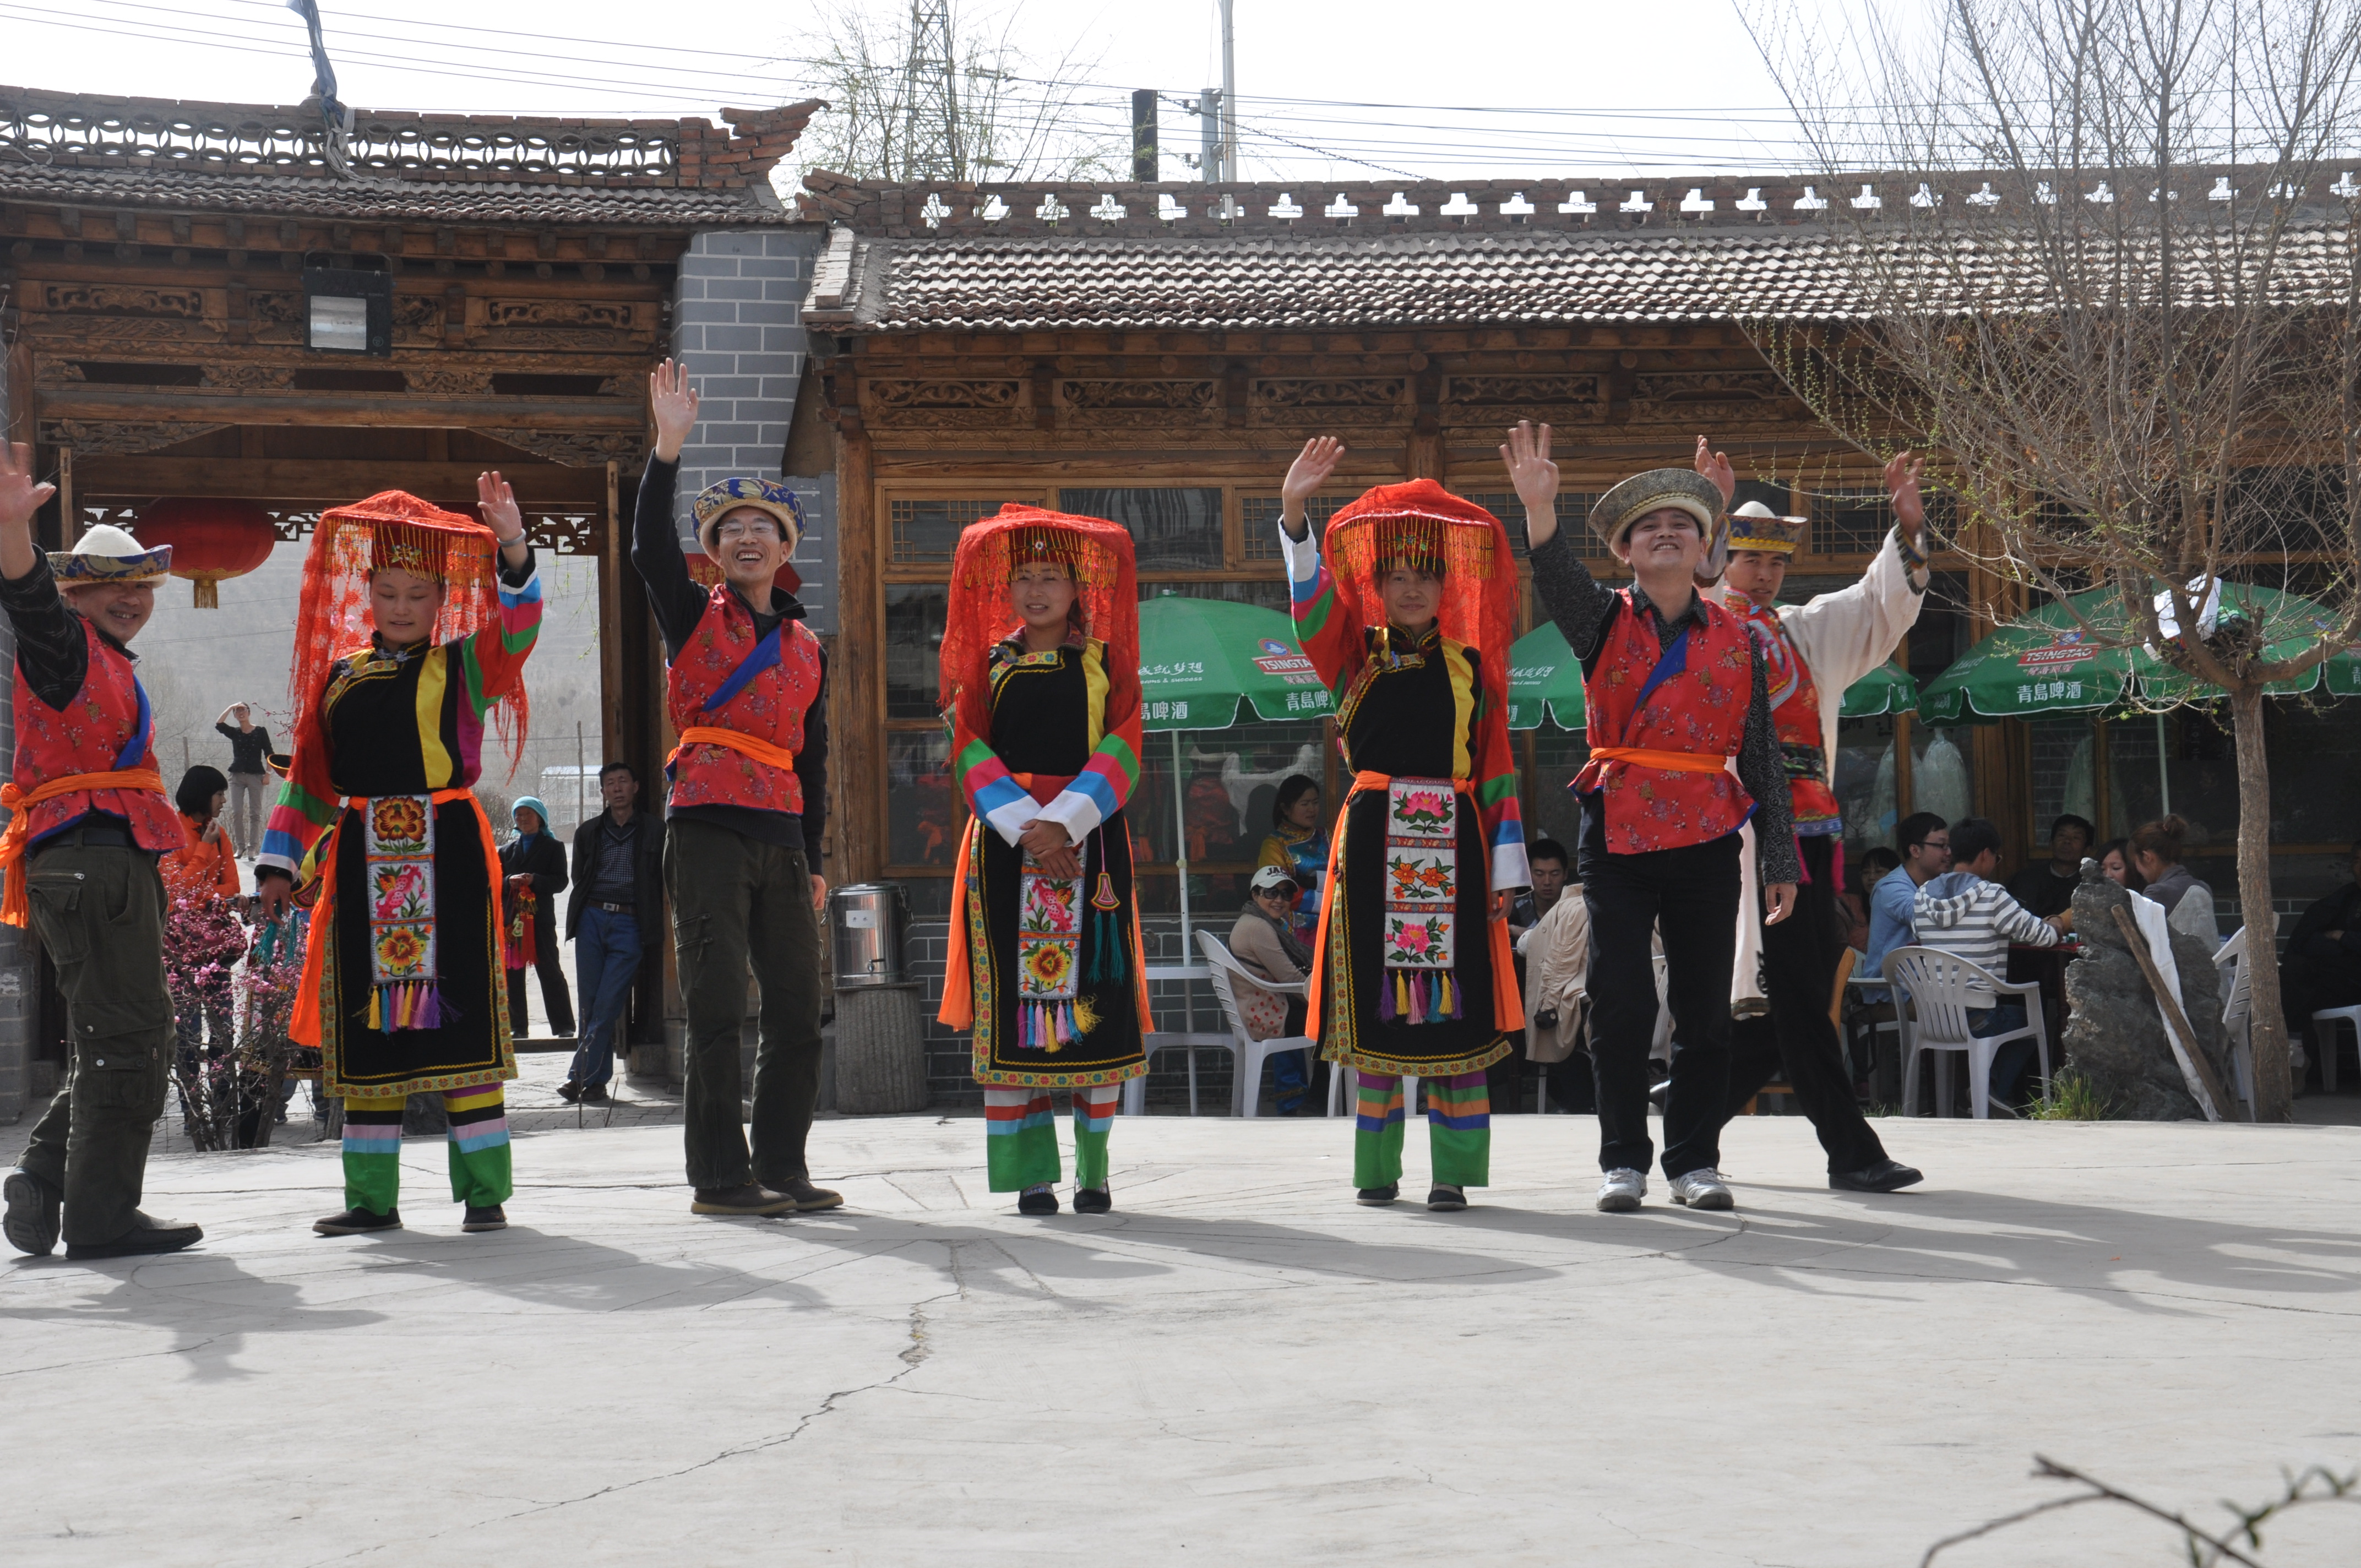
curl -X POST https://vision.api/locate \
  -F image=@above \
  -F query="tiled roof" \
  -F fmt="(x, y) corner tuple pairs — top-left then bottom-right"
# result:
(0, 86), (823, 226)
(805, 225), (1870, 331)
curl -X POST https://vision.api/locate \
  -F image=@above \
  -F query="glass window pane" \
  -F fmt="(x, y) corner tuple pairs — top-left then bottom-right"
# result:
(1130, 720), (1327, 913)
(1908, 722), (1976, 827)
(2266, 705), (2361, 844)
(1060, 487), (1223, 571)
(2028, 717), (2101, 849)
(884, 584), (946, 719)
(1834, 715), (1901, 857)
(886, 730), (961, 869)
(1140, 579), (1290, 612)
(1239, 494), (1346, 559)
(890, 498), (1010, 565)
(1527, 728), (1590, 853)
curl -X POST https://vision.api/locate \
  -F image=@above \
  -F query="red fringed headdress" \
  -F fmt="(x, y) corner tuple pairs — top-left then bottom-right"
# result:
(938, 504), (1139, 739)
(1324, 480), (1517, 700)
(287, 490), (527, 765)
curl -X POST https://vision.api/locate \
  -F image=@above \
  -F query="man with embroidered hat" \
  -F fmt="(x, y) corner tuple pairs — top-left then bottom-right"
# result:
(1506, 421), (1797, 1214)
(1709, 470), (1930, 1195)
(0, 441), (202, 1260)
(635, 358), (840, 1218)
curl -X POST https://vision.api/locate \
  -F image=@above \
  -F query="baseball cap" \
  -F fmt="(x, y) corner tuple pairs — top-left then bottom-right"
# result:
(1250, 865), (1301, 894)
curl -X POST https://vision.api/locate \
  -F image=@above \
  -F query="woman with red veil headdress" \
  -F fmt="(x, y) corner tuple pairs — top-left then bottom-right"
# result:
(1275, 439), (1530, 1212)
(253, 476), (541, 1238)
(936, 506), (1151, 1215)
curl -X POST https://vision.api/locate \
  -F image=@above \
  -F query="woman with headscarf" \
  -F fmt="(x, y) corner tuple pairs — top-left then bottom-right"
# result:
(499, 796), (575, 1041)
(253, 477), (541, 1238)
(937, 506), (1151, 1216)
(1273, 439), (1531, 1212)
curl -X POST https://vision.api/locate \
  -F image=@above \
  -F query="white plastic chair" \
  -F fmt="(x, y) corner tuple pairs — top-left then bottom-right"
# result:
(1881, 946), (2049, 1118)
(2215, 928), (2255, 1110)
(2313, 1005), (2361, 1093)
(1196, 930), (1359, 1118)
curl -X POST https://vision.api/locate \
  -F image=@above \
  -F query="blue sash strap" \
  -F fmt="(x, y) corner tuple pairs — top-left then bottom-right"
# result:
(700, 624), (784, 713)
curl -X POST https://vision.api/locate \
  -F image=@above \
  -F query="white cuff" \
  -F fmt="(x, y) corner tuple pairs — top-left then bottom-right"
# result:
(1036, 788), (1106, 843)
(1280, 524), (1321, 588)
(982, 795), (1036, 846)
(1492, 842), (1531, 894)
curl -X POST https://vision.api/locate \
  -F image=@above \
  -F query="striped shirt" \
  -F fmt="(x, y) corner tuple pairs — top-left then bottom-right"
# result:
(1911, 870), (2062, 1005)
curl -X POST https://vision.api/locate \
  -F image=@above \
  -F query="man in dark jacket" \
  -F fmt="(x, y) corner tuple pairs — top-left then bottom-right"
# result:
(562, 761), (664, 1102)
(2283, 841), (2361, 1052)
(499, 798), (575, 1042)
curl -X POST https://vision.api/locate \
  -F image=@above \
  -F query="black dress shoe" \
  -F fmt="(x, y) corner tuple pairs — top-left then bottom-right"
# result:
(579, 1084), (611, 1106)
(1356, 1183), (1400, 1206)
(67, 1212), (204, 1259)
(313, 1206), (402, 1236)
(1016, 1185), (1059, 1216)
(1073, 1187), (1112, 1214)
(1830, 1159), (1924, 1194)
(556, 1080), (584, 1103)
(4, 1169), (62, 1256)
(692, 1185), (795, 1216)
(461, 1205), (508, 1233)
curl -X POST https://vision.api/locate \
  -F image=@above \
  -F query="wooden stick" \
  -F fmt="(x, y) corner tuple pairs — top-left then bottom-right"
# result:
(2109, 903), (2230, 1120)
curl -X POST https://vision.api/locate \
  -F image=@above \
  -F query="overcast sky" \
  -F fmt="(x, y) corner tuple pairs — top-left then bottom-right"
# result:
(4, 0), (1822, 182)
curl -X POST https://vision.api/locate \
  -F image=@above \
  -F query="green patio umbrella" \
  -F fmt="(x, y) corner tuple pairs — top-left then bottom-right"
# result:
(1505, 621), (1923, 730)
(1134, 592), (1334, 978)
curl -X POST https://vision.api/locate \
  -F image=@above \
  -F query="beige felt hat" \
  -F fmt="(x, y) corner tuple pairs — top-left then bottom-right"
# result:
(50, 523), (173, 586)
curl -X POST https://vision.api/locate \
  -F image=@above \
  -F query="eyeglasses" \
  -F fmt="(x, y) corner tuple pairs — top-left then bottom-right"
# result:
(1919, 839), (1951, 853)
(715, 519), (781, 542)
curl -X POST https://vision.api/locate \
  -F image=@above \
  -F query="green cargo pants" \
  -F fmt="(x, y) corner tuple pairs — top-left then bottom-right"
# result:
(17, 842), (176, 1246)
(666, 817), (825, 1193)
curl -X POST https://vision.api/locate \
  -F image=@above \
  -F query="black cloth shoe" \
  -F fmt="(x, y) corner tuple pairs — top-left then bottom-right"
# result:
(1426, 1184), (1468, 1212)
(67, 1212), (204, 1259)
(579, 1084), (611, 1106)
(4, 1169), (62, 1257)
(1073, 1187), (1112, 1214)
(313, 1206), (401, 1236)
(780, 1177), (842, 1212)
(1830, 1159), (1924, 1194)
(461, 1205), (508, 1233)
(691, 1185), (796, 1216)
(556, 1080), (584, 1103)
(1356, 1183), (1400, 1206)
(1017, 1185), (1059, 1216)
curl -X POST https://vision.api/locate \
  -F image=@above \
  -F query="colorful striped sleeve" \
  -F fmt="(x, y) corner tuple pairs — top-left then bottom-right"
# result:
(1038, 639), (1144, 842)
(452, 559), (543, 718)
(951, 668), (1038, 845)
(255, 693), (340, 881)
(1475, 674), (1531, 893)
(1279, 524), (1366, 690)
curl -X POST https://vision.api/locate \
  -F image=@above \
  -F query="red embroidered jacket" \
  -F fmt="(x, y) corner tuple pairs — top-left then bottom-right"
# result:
(1575, 587), (1757, 854)
(666, 584), (825, 815)
(12, 619), (183, 852)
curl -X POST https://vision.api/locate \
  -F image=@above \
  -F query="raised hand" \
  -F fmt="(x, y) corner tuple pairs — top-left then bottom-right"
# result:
(1501, 420), (1560, 546)
(0, 441), (55, 581)
(1279, 436), (1345, 540)
(1884, 449), (1929, 543)
(649, 358), (701, 462)
(1694, 435), (1736, 507)
(477, 470), (524, 541)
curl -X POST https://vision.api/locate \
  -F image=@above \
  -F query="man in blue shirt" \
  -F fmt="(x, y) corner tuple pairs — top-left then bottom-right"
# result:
(1864, 812), (1953, 997)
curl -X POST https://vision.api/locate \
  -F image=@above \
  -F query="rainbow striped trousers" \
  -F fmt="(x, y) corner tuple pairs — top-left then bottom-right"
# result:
(340, 1080), (512, 1216)
(982, 1084), (1120, 1193)
(1354, 1070), (1490, 1189)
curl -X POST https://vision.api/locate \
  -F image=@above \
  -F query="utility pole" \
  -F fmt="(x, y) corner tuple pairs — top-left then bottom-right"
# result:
(1131, 89), (1158, 182)
(1218, 0), (1237, 183)
(1197, 89), (1221, 183)
(899, 0), (961, 180)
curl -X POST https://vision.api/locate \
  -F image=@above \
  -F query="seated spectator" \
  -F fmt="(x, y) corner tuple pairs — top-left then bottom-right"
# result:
(1840, 846), (1902, 952)
(2281, 840), (2361, 1046)
(1913, 816), (2072, 1107)
(1510, 837), (1571, 941)
(2008, 813), (2094, 919)
(1254, 775), (1329, 943)
(1228, 865), (1315, 1114)
(1522, 878), (1595, 1112)
(2130, 815), (2218, 939)
(2095, 838), (2131, 887)
(1864, 812), (1952, 999)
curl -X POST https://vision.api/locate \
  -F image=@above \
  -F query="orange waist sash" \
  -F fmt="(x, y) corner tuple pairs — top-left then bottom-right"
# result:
(0, 767), (170, 927)
(1582, 746), (1733, 775)
(670, 725), (797, 772)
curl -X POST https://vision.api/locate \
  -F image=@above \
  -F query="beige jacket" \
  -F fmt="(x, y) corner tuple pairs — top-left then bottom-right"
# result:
(1521, 890), (1591, 1063)
(1728, 529), (1928, 1012)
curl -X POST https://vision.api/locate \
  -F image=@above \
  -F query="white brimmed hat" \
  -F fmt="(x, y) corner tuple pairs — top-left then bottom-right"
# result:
(50, 523), (172, 585)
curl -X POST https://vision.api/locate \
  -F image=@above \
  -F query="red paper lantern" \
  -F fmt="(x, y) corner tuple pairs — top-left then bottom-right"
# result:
(135, 498), (278, 608)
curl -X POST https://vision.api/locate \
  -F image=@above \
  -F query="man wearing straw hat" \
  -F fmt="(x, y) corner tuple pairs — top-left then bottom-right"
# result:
(0, 441), (202, 1260)
(1709, 466), (1930, 1195)
(1505, 421), (1796, 1215)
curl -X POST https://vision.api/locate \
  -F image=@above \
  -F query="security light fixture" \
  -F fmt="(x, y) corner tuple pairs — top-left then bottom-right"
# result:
(303, 266), (393, 356)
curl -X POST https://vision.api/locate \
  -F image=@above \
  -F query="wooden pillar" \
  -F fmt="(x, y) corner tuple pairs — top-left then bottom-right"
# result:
(599, 461), (624, 761)
(833, 421), (882, 885)
(57, 447), (73, 541)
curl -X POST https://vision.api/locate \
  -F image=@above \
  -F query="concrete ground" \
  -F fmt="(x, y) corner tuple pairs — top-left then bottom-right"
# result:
(3, 1106), (2358, 1567)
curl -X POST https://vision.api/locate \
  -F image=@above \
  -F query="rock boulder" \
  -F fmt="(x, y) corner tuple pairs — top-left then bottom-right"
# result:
(2061, 865), (2234, 1120)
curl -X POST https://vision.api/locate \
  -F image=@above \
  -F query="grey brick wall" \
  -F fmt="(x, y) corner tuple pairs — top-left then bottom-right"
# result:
(670, 227), (836, 634)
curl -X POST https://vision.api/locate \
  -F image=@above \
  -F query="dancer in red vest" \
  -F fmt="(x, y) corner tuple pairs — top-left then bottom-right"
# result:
(1505, 421), (1798, 1213)
(1710, 465), (1931, 1195)
(636, 360), (840, 1218)
(0, 441), (201, 1260)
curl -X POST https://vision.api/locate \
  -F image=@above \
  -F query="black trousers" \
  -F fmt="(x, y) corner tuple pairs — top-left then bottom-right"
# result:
(1723, 835), (1890, 1174)
(1580, 819), (1740, 1180)
(505, 904), (576, 1038)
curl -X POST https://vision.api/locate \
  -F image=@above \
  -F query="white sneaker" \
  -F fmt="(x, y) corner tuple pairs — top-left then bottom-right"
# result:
(1596, 1168), (1646, 1212)
(1669, 1168), (1734, 1210)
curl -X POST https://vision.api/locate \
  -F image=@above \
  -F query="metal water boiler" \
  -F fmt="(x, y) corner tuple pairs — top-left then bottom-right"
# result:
(829, 883), (908, 988)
